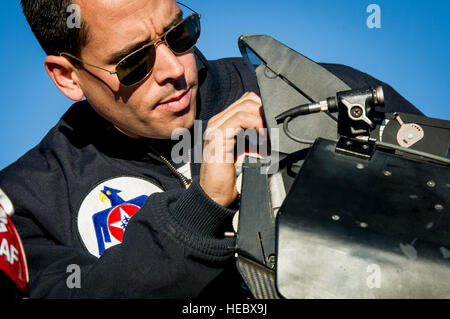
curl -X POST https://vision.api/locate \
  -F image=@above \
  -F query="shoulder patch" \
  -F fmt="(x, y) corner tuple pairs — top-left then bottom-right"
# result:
(76, 176), (163, 257)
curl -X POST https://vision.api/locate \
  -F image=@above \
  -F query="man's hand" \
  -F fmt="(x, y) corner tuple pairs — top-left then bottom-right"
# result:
(199, 92), (265, 207)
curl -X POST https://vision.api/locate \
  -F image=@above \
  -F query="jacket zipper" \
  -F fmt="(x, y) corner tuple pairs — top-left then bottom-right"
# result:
(158, 154), (192, 189)
(146, 144), (192, 189)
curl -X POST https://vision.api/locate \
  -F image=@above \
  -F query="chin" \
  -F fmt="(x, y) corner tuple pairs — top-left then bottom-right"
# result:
(170, 116), (195, 135)
(152, 114), (194, 139)
(173, 103), (196, 128)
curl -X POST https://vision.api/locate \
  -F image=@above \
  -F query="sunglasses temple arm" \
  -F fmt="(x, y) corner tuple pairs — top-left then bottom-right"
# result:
(60, 53), (117, 75)
(176, 2), (200, 16)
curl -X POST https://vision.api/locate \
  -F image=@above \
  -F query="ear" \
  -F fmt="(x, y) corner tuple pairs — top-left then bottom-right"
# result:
(44, 55), (85, 101)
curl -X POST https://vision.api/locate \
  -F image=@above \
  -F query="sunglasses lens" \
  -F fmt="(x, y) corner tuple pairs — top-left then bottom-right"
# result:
(166, 14), (201, 54)
(116, 44), (156, 86)
(115, 14), (201, 86)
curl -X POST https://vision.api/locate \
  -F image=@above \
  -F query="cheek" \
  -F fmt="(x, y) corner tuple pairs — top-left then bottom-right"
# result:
(175, 50), (198, 86)
(186, 53), (198, 85)
(78, 72), (119, 111)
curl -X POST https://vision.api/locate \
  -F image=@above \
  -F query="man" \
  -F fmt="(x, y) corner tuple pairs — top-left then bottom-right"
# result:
(0, 0), (421, 298)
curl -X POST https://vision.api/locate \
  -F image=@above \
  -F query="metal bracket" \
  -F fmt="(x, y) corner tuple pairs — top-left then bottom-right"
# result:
(335, 136), (375, 160)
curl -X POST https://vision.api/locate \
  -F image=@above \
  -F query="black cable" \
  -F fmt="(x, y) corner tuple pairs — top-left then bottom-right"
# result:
(282, 117), (315, 145)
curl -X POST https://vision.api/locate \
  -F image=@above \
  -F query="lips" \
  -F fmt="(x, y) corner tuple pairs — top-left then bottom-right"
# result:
(156, 89), (191, 113)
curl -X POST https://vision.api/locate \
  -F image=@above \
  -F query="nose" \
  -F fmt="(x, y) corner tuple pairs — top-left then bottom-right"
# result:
(151, 42), (185, 85)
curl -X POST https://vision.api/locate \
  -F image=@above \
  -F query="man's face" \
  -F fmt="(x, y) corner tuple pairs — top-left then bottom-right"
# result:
(74, 0), (198, 139)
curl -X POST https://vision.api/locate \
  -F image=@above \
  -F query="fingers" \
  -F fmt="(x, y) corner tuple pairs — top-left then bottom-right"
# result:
(203, 92), (266, 160)
(205, 111), (265, 141)
(199, 91), (267, 208)
(207, 92), (264, 130)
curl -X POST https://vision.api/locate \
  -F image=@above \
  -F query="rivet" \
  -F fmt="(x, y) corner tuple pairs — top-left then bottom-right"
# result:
(427, 181), (436, 188)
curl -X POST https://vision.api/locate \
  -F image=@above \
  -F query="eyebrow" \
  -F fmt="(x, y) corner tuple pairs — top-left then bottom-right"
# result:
(106, 11), (184, 64)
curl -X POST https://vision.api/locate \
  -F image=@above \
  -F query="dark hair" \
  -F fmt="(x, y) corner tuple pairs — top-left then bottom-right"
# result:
(20, 0), (89, 56)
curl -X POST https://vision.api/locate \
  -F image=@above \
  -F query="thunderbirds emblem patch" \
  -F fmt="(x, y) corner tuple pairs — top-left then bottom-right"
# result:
(77, 177), (163, 257)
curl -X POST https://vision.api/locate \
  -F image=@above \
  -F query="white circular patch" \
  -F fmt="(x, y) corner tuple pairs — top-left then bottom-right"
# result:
(77, 176), (163, 257)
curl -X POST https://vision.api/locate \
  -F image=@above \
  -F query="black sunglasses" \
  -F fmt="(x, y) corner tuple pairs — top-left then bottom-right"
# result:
(61, 4), (201, 87)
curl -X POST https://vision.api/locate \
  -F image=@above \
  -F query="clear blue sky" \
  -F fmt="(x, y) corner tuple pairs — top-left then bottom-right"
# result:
(0, 1), (449, 170)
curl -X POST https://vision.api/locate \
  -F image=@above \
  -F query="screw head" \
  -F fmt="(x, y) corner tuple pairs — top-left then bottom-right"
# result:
(350, 106), (363, 118)
(427, 180), (436, 188)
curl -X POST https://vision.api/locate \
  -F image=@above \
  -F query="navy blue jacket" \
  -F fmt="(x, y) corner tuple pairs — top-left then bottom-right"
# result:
(0, 49), (421, 298)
